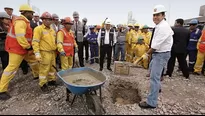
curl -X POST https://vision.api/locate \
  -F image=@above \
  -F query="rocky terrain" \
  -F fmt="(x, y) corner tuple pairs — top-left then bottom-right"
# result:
(0, 62), (205, 115)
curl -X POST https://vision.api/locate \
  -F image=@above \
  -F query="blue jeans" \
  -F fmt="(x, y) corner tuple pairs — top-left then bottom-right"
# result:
(147, 51), (171, 107)
(114, 44), (125, 61)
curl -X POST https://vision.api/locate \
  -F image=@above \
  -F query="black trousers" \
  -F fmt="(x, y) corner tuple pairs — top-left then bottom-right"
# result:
(166, 52), (189, 78)
(20, 60), (28, 73)
(100, 45), (112, 69)
(83, 40), (89, 61)
(77, 42), (84, 67)
(0, 51), (9, 70)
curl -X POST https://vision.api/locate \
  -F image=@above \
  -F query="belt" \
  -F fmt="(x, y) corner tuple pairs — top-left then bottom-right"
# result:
(153, 51), (170, 54)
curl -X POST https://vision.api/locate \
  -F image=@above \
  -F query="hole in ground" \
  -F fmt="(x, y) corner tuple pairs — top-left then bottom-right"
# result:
(112, 88), (141, 105)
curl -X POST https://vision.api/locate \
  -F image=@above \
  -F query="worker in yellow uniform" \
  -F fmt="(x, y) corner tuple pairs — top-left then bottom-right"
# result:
(57, 17), (78, 70)
(32, 12), (57, 92)
(126, 23), (134, 62)
(133, 36), (149, 69)
(194, 30), (205, 75)
(0, 4), (39, 100)
(129, 23), (141, 62)
(141, 25), (152, 46)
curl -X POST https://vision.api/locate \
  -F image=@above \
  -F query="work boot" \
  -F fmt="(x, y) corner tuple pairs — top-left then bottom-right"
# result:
(33, 77), (39, 80)
(107, 67), (112, 72)
(139, 101), (156, 109)
(193, 72), (200, 76)
(0, 92), (11, 100)
(48, 81), (58, 86)
(40, 84), (49, 93)
(95, 59), (99, 64)
(99, 68), (103, 71)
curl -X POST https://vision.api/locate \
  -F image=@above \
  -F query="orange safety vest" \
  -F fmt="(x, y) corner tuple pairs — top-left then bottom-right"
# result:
(5, 16), (32, 55)
(59, 28), (75, 56)
(198, 30), (205, 53)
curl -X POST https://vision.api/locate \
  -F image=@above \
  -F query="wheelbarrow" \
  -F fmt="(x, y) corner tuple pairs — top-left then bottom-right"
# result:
(57, 67), (107, 115)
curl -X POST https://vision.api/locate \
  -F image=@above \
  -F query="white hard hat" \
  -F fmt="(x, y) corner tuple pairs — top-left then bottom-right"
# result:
(82, 17), (87, 22)
(153, 5), (167, 14)
(0, 12), (11, 19)
(105, 18), (111, 25)
(34, 13), (39, 17)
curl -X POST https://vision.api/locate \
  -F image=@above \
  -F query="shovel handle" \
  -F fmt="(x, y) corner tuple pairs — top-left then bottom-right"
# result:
(52, 65), (58, 72)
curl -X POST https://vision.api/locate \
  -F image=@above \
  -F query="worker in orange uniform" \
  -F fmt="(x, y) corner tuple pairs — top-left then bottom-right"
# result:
(194, 30), (205, 75)
(133, 36), (149, 69)
(0, 4), (39, 100)
(57, 17), (78, 70)
(32, 12), (57, 92)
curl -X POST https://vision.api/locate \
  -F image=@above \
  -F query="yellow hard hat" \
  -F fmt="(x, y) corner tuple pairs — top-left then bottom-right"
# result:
(128, 23), (133, 27)
(134, 23), (140, 27)
(19, 4), (35, 13)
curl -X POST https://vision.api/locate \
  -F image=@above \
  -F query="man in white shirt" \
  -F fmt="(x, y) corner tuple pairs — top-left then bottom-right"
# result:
(97, 18), (116, 71)
(139, 5), (173, 109)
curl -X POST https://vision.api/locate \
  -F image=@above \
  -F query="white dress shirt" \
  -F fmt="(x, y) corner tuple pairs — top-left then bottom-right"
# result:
(151, 19), (174, 52)
(97, 28), (116, 46)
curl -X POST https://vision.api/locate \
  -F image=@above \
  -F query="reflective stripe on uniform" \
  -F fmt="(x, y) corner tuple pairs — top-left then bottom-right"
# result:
(32, 39), (40, 43)
(63, 43), (73, 46)
(200, 41), (205, 44)
(3, 71), (17, 76)
(16, 33), (25, 37)
(189, 61), (195, 64)
(39, 76), (46, 79)
(189, 39), (198, 42)
(48, 72), (55, 76)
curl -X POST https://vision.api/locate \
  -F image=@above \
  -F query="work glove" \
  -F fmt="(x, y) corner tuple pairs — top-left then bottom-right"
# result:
(26, 46), (33, 51)
(75, 47), (78, 53)
(35, 53), (42, 62)
(26, 46), (34, 55)
(141, 53), (149, 60)
(60, 51), (66, 56)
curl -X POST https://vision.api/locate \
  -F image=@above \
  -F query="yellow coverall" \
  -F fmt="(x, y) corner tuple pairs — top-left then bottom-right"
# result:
(133, 43), (149, 69)
(32, 24), (57, 87)
(129, 30), (141, 62)
(194, 33), (205, 73)
(0, 15), (39, 92)
(57, 30), (77, 70)
(126, 29), (134, 62)
(141, 31), (152, 46)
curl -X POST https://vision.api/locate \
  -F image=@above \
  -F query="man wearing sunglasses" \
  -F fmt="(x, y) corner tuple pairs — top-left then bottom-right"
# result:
(187, 19), (202, 73)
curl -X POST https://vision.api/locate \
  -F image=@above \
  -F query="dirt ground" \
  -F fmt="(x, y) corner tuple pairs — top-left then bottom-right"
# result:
(0, 62), (205, 115)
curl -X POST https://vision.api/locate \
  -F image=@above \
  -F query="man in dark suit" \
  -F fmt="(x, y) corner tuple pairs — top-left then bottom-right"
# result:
(30, 13), (42, 30)
(165, 18), (190, 79)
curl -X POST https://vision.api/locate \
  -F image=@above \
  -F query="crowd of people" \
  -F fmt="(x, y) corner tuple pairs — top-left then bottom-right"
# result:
(0, 3), (205, 110)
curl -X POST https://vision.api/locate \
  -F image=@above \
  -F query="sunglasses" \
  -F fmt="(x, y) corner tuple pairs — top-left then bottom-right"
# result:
(74, 17), (79, 18)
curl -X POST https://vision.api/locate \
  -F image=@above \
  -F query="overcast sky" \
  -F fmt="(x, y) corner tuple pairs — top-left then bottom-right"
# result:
(0, 0), (204, 27)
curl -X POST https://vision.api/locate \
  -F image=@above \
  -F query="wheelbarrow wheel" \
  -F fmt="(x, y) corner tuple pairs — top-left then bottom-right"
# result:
(86, 94), (103, 115)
